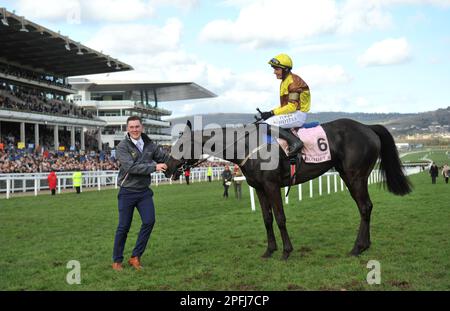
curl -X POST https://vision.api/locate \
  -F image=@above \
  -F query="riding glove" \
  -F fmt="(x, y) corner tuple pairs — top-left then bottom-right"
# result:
(260, 110), (274, 120)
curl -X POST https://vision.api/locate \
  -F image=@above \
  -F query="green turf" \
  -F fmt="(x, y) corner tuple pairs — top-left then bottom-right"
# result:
(401, 150), (450, 165)
(1, 158), (449, 291)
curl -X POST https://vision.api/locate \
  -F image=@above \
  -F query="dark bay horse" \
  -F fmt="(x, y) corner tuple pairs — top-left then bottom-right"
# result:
(165, 118), (412, 260)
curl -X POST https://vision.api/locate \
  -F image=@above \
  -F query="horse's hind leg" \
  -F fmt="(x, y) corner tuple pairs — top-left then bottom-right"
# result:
(341, 175), (373, 256)
(255, 189), (277, 258)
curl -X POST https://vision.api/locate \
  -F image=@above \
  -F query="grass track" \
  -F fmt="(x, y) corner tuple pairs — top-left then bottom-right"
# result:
(1, 152), (449, 291)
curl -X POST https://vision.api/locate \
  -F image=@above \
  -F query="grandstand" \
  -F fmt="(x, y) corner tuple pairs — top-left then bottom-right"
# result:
(0, 7), (217, 175)
(0, 8), (133, 153)
(68, 78), (216, 147)
(0, 7), (217, 154)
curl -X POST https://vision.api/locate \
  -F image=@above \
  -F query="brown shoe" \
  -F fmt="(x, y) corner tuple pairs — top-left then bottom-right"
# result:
(128, 256), (142, 270)
(112, 262), (123, 271)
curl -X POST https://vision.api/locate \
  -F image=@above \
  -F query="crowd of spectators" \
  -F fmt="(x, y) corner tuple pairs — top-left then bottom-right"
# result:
(0, 83), (95, 119)
(0, 126), (229, 174)
(0, 143), (227, 174)
(0, 127), (100, 154)
(0, 62), (71, 89)
(0, 149), (119, 174)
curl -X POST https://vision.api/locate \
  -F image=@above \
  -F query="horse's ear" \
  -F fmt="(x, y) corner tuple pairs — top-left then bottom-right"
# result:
(186, 120), (192, 130)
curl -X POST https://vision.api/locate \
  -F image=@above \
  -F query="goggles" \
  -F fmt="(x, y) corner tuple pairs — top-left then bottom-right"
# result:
(269, 58), (281, 66)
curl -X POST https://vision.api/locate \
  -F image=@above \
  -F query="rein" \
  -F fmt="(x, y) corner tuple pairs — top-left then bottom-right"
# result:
(176, 122), (261, 172)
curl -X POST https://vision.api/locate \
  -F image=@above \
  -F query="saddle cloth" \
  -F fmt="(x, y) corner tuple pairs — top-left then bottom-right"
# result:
(277, 125), (332, 163)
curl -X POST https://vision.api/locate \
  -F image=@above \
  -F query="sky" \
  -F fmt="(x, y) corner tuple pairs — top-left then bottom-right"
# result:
(1, 0), (450, 118)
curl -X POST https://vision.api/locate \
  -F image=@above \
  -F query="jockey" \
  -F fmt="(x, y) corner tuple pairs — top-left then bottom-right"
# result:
(260, 53), (311, 158)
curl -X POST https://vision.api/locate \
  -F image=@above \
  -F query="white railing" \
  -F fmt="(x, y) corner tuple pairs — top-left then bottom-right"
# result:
(247, 166), (422, 211)
(0, 166), (421, 201)
(0, 167), (225, 199)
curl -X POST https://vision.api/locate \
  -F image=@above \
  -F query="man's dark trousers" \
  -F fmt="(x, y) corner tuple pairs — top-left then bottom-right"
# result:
(113, 187), (155, 263)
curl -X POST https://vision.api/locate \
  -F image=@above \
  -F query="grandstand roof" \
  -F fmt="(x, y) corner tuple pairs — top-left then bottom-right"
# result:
(0, 8), (133, 77)
(69, 79), (217, 102)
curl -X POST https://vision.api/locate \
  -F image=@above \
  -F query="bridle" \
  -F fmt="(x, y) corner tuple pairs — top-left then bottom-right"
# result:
(173, 119), (263, 175)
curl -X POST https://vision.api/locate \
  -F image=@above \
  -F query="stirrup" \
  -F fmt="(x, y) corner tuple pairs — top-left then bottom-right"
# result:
(287, 143), (302, 158)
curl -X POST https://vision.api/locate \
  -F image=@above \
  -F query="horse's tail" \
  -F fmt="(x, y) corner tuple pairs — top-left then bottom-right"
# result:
(369, 125), (412, 196)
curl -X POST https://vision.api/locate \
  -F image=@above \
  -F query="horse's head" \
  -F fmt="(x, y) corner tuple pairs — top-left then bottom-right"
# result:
(164, 156), (198, 180)
(164, 120), (201, 180)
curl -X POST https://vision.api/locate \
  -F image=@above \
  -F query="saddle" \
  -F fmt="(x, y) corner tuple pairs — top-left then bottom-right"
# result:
(264, 122), (332, 196)
(271, 122), (332, 164)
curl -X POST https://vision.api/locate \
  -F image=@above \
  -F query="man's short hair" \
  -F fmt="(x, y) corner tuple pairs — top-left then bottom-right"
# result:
(127, 115), (143, 124)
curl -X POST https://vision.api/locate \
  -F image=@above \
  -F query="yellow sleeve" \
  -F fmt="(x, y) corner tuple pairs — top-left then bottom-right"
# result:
(273, 102), (298, 115)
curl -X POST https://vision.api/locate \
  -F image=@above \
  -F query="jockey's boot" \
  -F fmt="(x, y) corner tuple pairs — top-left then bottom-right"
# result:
(278, 127), (304, 158)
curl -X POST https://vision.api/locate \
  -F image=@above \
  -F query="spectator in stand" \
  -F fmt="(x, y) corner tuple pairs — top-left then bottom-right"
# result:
(47, 170), (57, 195)
(0, 147), (119, 173)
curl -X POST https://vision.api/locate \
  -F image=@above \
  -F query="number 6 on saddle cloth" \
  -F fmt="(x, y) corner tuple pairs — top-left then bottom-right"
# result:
(266, 122), (332, 164)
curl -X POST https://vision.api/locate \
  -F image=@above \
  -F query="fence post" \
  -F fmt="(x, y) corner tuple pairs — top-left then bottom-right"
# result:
(340, 177), (344, 191)
(327, 175), (330, 194)
(319, 176), (322, 196)
(97, 174), (101, 191)
(298, 184), (302, 201)
(249, 186), (256, 212)
(34, 176), (38, 196)
(284, 187), (289, 205)
(309, 180), (313, 198)
(22, 179), (26, 193)
(115, 175), (118, 189)
(334, 174), (337, 193)
(6, 177), (10, 199)
(58, 177), (61, 194)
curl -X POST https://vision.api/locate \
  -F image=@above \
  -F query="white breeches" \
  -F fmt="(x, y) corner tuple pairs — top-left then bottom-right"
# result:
(264, 111), (307, 128)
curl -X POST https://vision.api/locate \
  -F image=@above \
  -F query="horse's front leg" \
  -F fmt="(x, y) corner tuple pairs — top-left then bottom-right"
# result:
(255, 189), (277, 258)
(266, 186), (293, 260)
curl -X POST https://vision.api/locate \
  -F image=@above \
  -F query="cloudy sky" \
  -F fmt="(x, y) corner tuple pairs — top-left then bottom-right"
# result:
(2, 0), (450, 117)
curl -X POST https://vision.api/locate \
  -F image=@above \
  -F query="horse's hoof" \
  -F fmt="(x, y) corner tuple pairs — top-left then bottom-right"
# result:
(261, 251), (274, 259)
(349, 250), (361, 257)
(281, 252), (291, 260)
(349, 245), (370, 256)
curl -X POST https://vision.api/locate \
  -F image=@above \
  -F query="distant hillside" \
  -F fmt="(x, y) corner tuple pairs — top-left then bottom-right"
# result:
(164, 112), (410, 129)
(162, 107), (450, 136)
(383, 106), (450, 134)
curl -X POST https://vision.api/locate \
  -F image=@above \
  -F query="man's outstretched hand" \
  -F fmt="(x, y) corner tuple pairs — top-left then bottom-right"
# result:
(156, 163), (168, 172)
